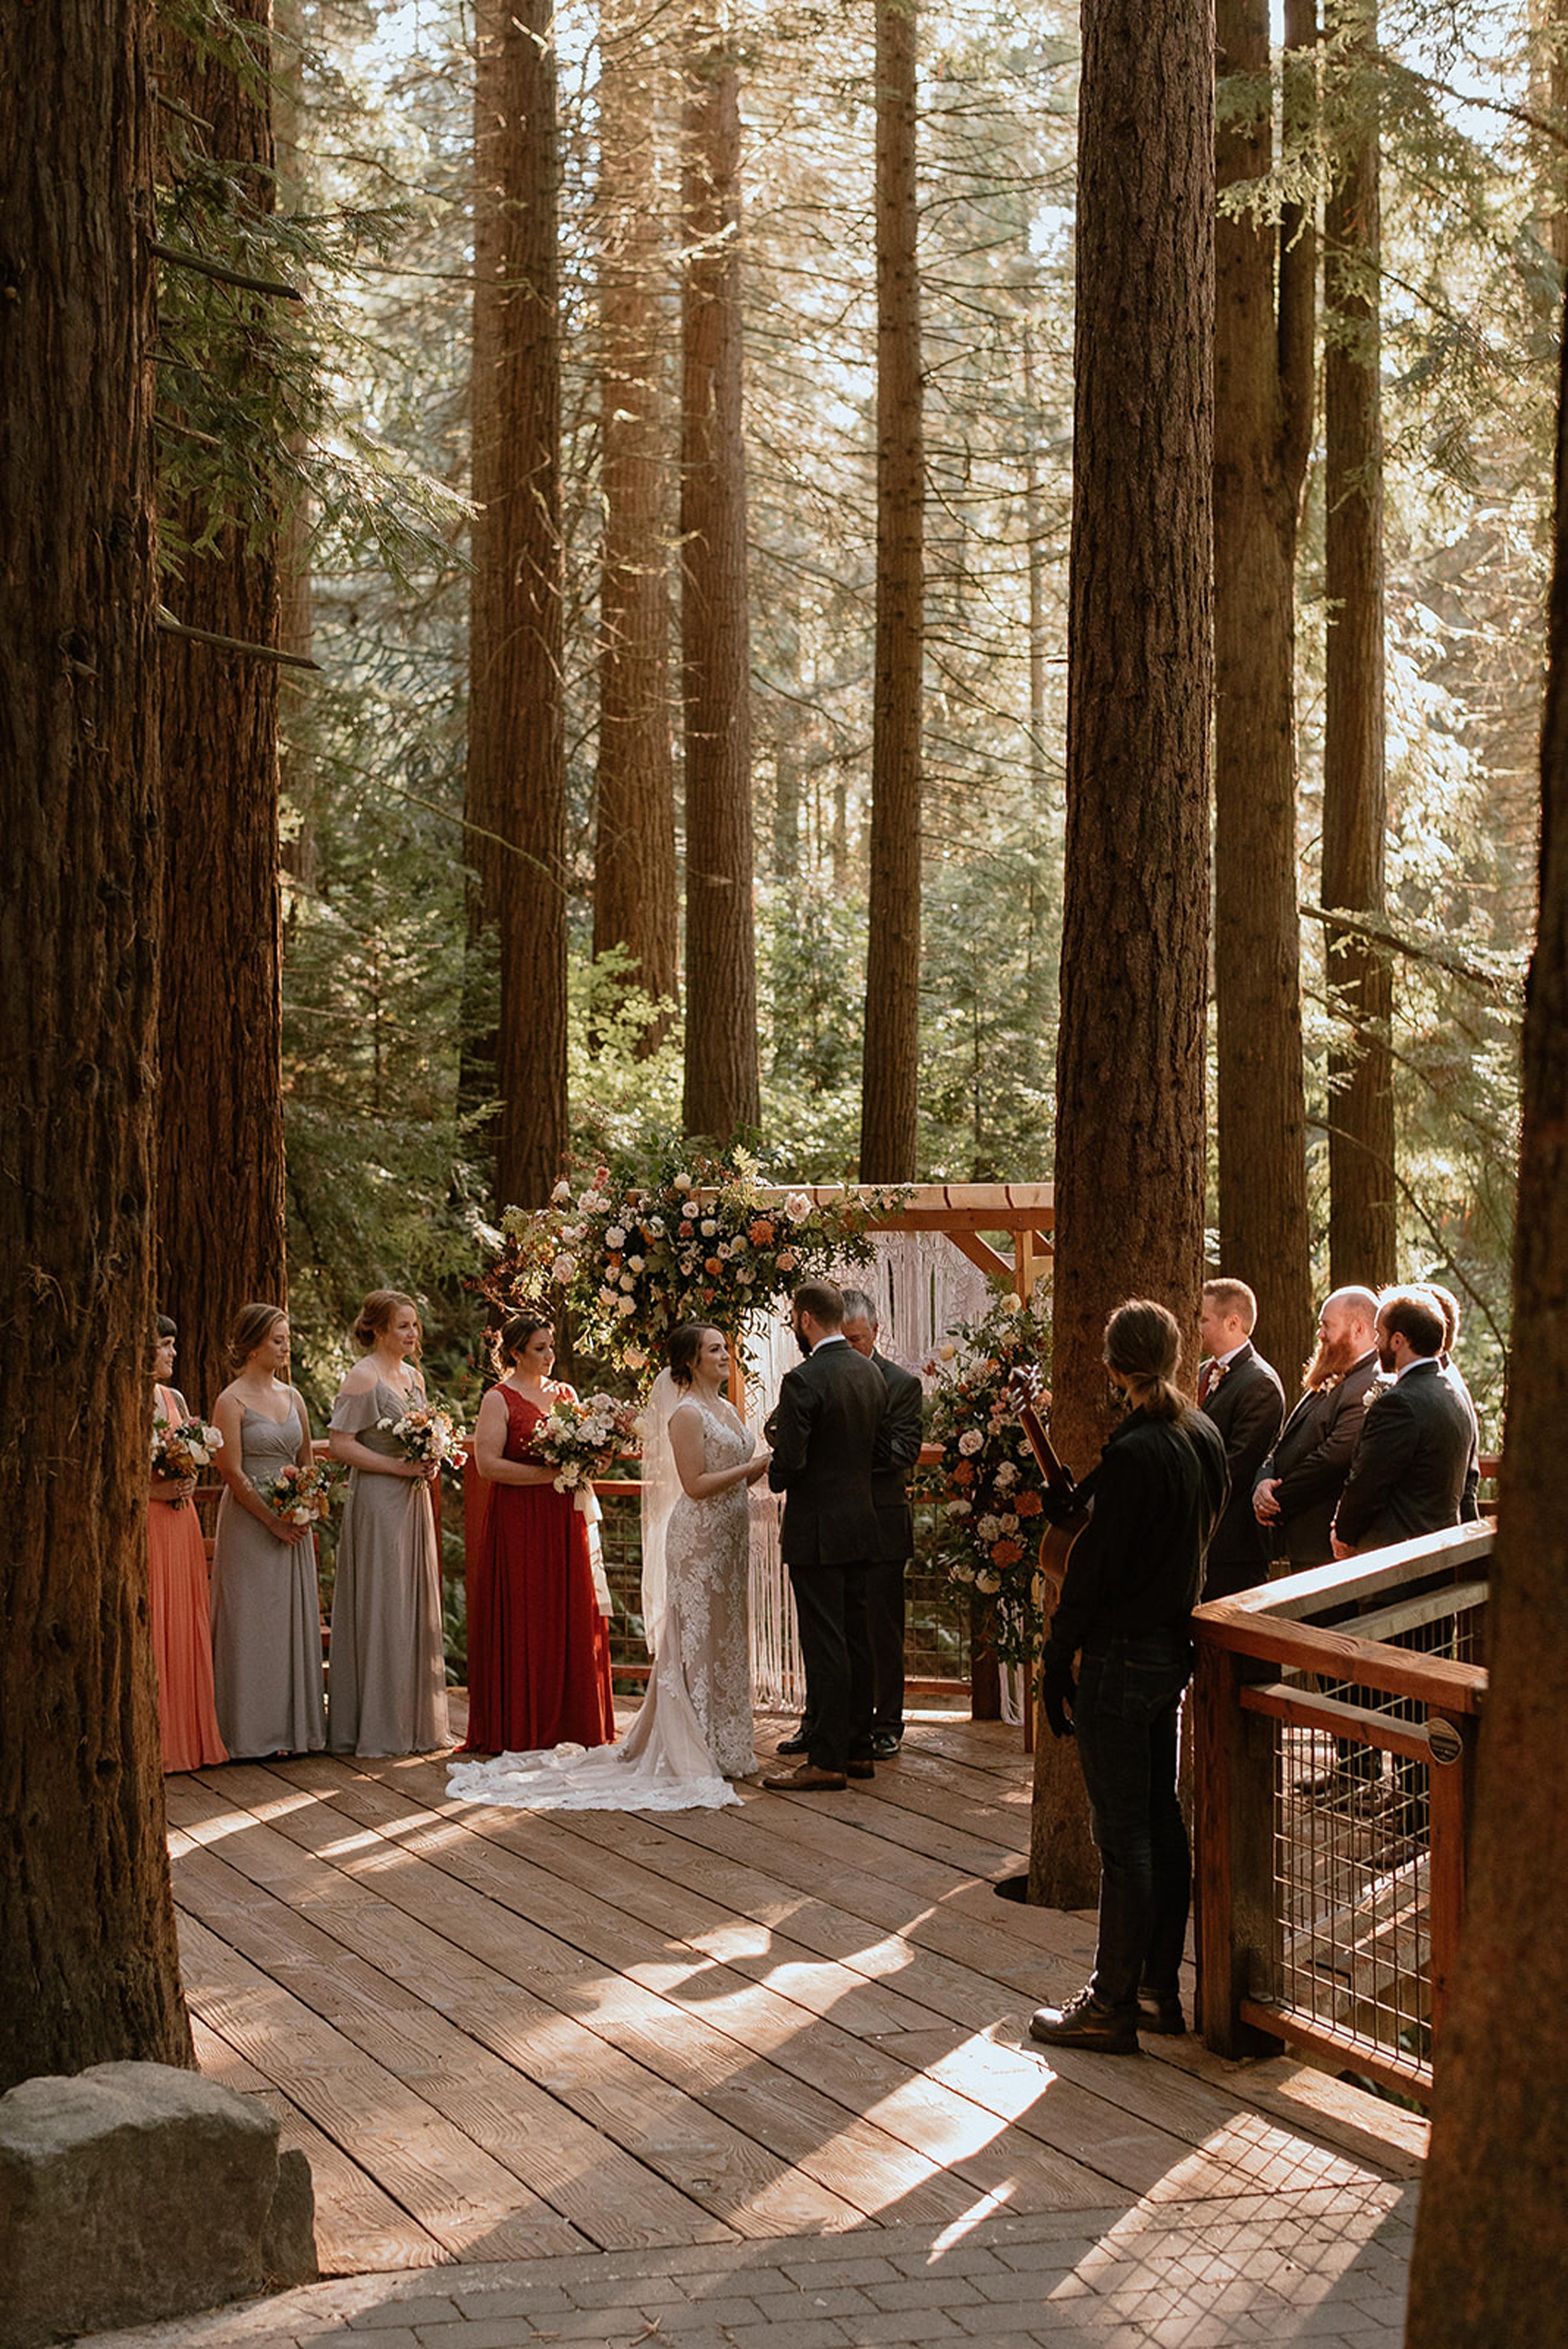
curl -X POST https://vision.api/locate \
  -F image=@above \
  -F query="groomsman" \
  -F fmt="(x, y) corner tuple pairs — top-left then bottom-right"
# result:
(1426, 1284), (1481, 1522)
(840, 1289), (925, 1759)
(1331, 1287), (1473, 1556)
(1196, 1278), (1285, 1600)
(1252, 1287), (1381, 1569)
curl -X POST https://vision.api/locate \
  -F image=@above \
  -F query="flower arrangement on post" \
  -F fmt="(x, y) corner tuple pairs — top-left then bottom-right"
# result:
(478, 1142), (895, 1371)
(918, 1285), (1054, 1667)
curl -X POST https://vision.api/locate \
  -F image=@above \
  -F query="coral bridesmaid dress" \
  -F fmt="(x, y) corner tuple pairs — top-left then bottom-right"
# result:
(147, 1384), (227, 1774)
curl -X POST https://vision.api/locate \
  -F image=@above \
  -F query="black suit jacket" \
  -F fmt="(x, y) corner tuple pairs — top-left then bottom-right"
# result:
(1440, 1357), (1482, 1523)
(869, 1350), (924, 1564)
(1253, 1350), (1381, 1569)
(766, 1337), (886, 1567)
(1200, 1341), (1286, 1596)
(1333, 1357), (1474, 1551)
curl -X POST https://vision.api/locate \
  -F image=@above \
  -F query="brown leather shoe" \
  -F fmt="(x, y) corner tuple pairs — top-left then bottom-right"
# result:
(761, 1764), (848, 1791)
(846, 1759), (875, 1779)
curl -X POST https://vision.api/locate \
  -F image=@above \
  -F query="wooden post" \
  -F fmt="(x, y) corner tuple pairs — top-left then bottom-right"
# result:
(1425, 1710), (1479, 2053)
(1193, 1634), (1284, 2054)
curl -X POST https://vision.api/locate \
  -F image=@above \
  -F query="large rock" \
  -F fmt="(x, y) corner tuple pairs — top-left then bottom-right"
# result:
(0, 2062), (316, 2348)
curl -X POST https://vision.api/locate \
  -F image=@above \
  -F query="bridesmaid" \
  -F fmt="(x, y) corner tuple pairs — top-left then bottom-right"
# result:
(148, 1315), (227, 1773)
(462, 1314), (615, 1756)
(209, 1302), (327, 1759)
(326, 1289), (450, 1758)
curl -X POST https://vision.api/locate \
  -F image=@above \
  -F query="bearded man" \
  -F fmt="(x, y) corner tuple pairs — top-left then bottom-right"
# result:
(1251, 1287), (1380, 1570)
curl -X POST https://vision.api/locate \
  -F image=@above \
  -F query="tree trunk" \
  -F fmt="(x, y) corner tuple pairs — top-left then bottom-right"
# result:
(1321, 9), (1396, 1288)
(860, 0), (924, 1183)
(0, 0), (192, 2090)
(469, 0), (568, 1207)
(680, 16), (760, 1142)
(593, 1), (678, 1053)
(155, 2), (288, 1418)
(1212, 0), (1315, 1380)
(1030, 0), (1214, 1909)
(1403, 277), (1568, 2349)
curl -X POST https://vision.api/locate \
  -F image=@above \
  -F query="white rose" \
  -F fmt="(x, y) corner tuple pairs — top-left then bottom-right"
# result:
(700, 1218), (718, 1237)
(606, 1225), (627, 1249)
(624, 1352), (648, 1376)
(999, 1292), (1023, 1316)
(551, 1256), (577, 1284)
(976, 1514), (1002, 1542)
(999, 1512), (1019, 1534)
(951, 1560), (976, 1584)
(620, 1272), (637, 1292)
(945, 1498), (972, 1520)
(994, 1459), (1018, 1488)
(628, 1254), (645, 1272)
(673, 1172), (693, 1191)
(784, 1190), (813, 1221)
(975, 1569), (1001, 1595)
(617, 1295), (637, 1316)
(551, 1180), (572, 1204)
(737, 1266), (755, 1285)
(938, 1342), (958, 1362)
(958, 1429), (984, 1456)
(598, 1289), (618, 1310)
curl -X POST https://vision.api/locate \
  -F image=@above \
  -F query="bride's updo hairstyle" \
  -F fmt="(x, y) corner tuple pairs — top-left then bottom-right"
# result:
(1102, 1298), (1187, 1423)
(667, 1323), (720, 1388)
(491, 1312), (551, 1376)
(353, 1288), (421, 1355)
(228, 1301), (287, 1371)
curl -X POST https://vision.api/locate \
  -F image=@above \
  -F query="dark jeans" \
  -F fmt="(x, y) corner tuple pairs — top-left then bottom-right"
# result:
(868, 1555), (908, 1733)
(1073, 1627), (1194, 2015)
(789, 1559), (875, 1773)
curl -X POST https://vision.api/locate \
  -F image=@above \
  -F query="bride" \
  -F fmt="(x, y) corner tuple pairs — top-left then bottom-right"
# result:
(447, 1321), (770, 1812)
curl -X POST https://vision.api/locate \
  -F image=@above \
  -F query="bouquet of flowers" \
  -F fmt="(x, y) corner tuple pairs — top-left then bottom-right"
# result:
(529, 1391), (640, 1507)
(150, 1414), (223, 1506)
(918, 1285), (1053, 1667)
(253, 1460), (344, 1527)
(377, 1402), (466, 1476)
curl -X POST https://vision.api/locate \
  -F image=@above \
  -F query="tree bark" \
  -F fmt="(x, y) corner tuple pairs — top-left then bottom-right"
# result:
(0, 0), (193, 2089)
(469, 0), (569, 1207)
(680, 15), (760, 1142)
(593, 1), (678, 1052)
(860, 0), (924, 1183)
(1030, 0), (1214, 1908)
(1322, 8), (1396, 1288)
(155, 2), (288, 1418)
(1403, 277), (1568, 2348)
(1212, 0), (1315, 1380)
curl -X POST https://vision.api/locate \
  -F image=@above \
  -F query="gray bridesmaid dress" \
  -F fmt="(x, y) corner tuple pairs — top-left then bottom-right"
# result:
(326, 1380), (450, 1757)
(210, 1399), (327, 1758)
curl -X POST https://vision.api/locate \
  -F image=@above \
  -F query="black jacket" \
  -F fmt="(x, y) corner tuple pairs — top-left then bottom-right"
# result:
(1049, 1407), (1229, 1654)
(1332, 1357), (1474, 1552)
(869, 1349), (924, 1564)
(766, 1337), (886, 1567)
(1440, 1357), (1482, 1523)
(1199, 1341), (1286, 1597)
(1254, 1350), (1381, 1569)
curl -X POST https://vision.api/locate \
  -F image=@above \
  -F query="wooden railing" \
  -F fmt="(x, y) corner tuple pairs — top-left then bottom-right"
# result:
(1191, 1520), (1492, 2103)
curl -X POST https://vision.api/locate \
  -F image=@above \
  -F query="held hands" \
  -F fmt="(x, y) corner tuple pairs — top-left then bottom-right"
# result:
(744, 1447), (773, 1485)
(1040, 1641), (1077, 1740)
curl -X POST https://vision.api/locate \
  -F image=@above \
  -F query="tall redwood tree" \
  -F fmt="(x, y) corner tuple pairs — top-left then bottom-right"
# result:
(469, 0), (569, 1207)
(1403, 279), (1568, 2349)
(680, 13), (760, 1142)
(860, 0), (924, 1183)
(1030, 0), (1215, 1906)
(0, 0), (192, 2088)
(156, 0), (289, 1413)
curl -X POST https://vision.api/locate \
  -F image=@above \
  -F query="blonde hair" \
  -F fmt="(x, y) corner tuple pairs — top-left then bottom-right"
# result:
(227, 1302), (287, 1371)
(1201, 1276), (1257, 1332)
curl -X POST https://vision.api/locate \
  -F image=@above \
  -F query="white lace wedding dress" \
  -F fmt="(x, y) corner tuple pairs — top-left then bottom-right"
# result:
(447, 1394), (757, 1813)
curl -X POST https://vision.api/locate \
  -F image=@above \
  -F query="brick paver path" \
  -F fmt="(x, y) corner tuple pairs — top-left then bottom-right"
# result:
(90, 2179), (1414, 2349)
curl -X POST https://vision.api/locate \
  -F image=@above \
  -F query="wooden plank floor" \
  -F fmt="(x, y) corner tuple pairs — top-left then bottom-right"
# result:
(169, 1703), (1426, 2279)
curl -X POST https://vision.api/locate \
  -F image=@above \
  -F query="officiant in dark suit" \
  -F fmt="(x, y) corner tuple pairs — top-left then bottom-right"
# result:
(762, 1280), (888, 1792)
(1252, 1287), (1381, 1569)
(1196, 1277), (1285, 1599)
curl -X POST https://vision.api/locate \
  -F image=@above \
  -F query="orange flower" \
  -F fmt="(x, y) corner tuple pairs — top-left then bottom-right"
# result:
(990, 1538), (1024, 1568)
(705, 1256), (723, 1276)
(750, 1219), (775, 1245)
(1014, 1491), (1044, 1518)
(951, 1459), (975, 1487)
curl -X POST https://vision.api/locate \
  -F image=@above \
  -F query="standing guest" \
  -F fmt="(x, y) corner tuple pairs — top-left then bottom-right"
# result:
(462, 1315), (615, 1756)
(326, 1291), (450, 1758)
(843, 1289), (924, 1759)
(209, 1303), (326, 1760)
(1028, 1300), (1227, 2053)
(1252, 1287), (1381, 1568)
(1425, 1285), (1481, 1522)
(1331, 1287), (1474, 1556)
(1195, 1277), (1285, 1599)
(147, 1316), (227, 1773)
(761, 1280), (887, 1793)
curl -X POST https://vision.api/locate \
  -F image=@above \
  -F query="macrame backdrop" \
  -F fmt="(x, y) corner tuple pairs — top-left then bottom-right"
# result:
(743, 1231), (995, 1708)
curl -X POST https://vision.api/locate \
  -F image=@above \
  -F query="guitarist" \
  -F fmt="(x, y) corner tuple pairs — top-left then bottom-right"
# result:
(1027, 1299), (1227, 2056)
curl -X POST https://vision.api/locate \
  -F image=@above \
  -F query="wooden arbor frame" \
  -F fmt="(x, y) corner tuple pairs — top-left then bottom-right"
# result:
(740, 1181), (1055, 1300)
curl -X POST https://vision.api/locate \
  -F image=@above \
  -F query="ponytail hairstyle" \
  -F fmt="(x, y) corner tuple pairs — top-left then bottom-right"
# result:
(1103, 1298), (1187, 1422)
(490, 1312), (552, 1377)
(228, 1302), (288, 1372)
(353, 1288), (422, 1356)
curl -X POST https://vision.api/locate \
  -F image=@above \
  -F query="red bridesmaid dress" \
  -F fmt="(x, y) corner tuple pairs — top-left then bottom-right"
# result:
(462, 1386), (615, 1754)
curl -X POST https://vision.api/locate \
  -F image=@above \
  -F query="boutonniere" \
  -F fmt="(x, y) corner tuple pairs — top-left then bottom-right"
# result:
(1205, 1360), (1230, 1394)
(1365, 1374), (1395, 1403)
(1316, 1369), (1343, 1395)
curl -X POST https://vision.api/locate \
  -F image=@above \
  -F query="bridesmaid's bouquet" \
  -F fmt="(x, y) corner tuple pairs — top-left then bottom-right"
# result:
(377, 1402), (466, 1477)
(254, 1460), (343, 1527)
(150, 1415), (223, 1507)
(530, 1392), (639, 1507)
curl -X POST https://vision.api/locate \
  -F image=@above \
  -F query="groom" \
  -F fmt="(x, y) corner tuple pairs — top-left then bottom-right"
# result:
(762, 1280), (887, 1792)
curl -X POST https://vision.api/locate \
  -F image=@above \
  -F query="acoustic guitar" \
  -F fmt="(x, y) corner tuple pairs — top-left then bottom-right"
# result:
(1006, 1365), (1091, 1609)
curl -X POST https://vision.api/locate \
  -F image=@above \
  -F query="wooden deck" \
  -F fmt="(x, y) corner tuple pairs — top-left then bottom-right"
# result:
(167, 1704), (1426, 2280)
